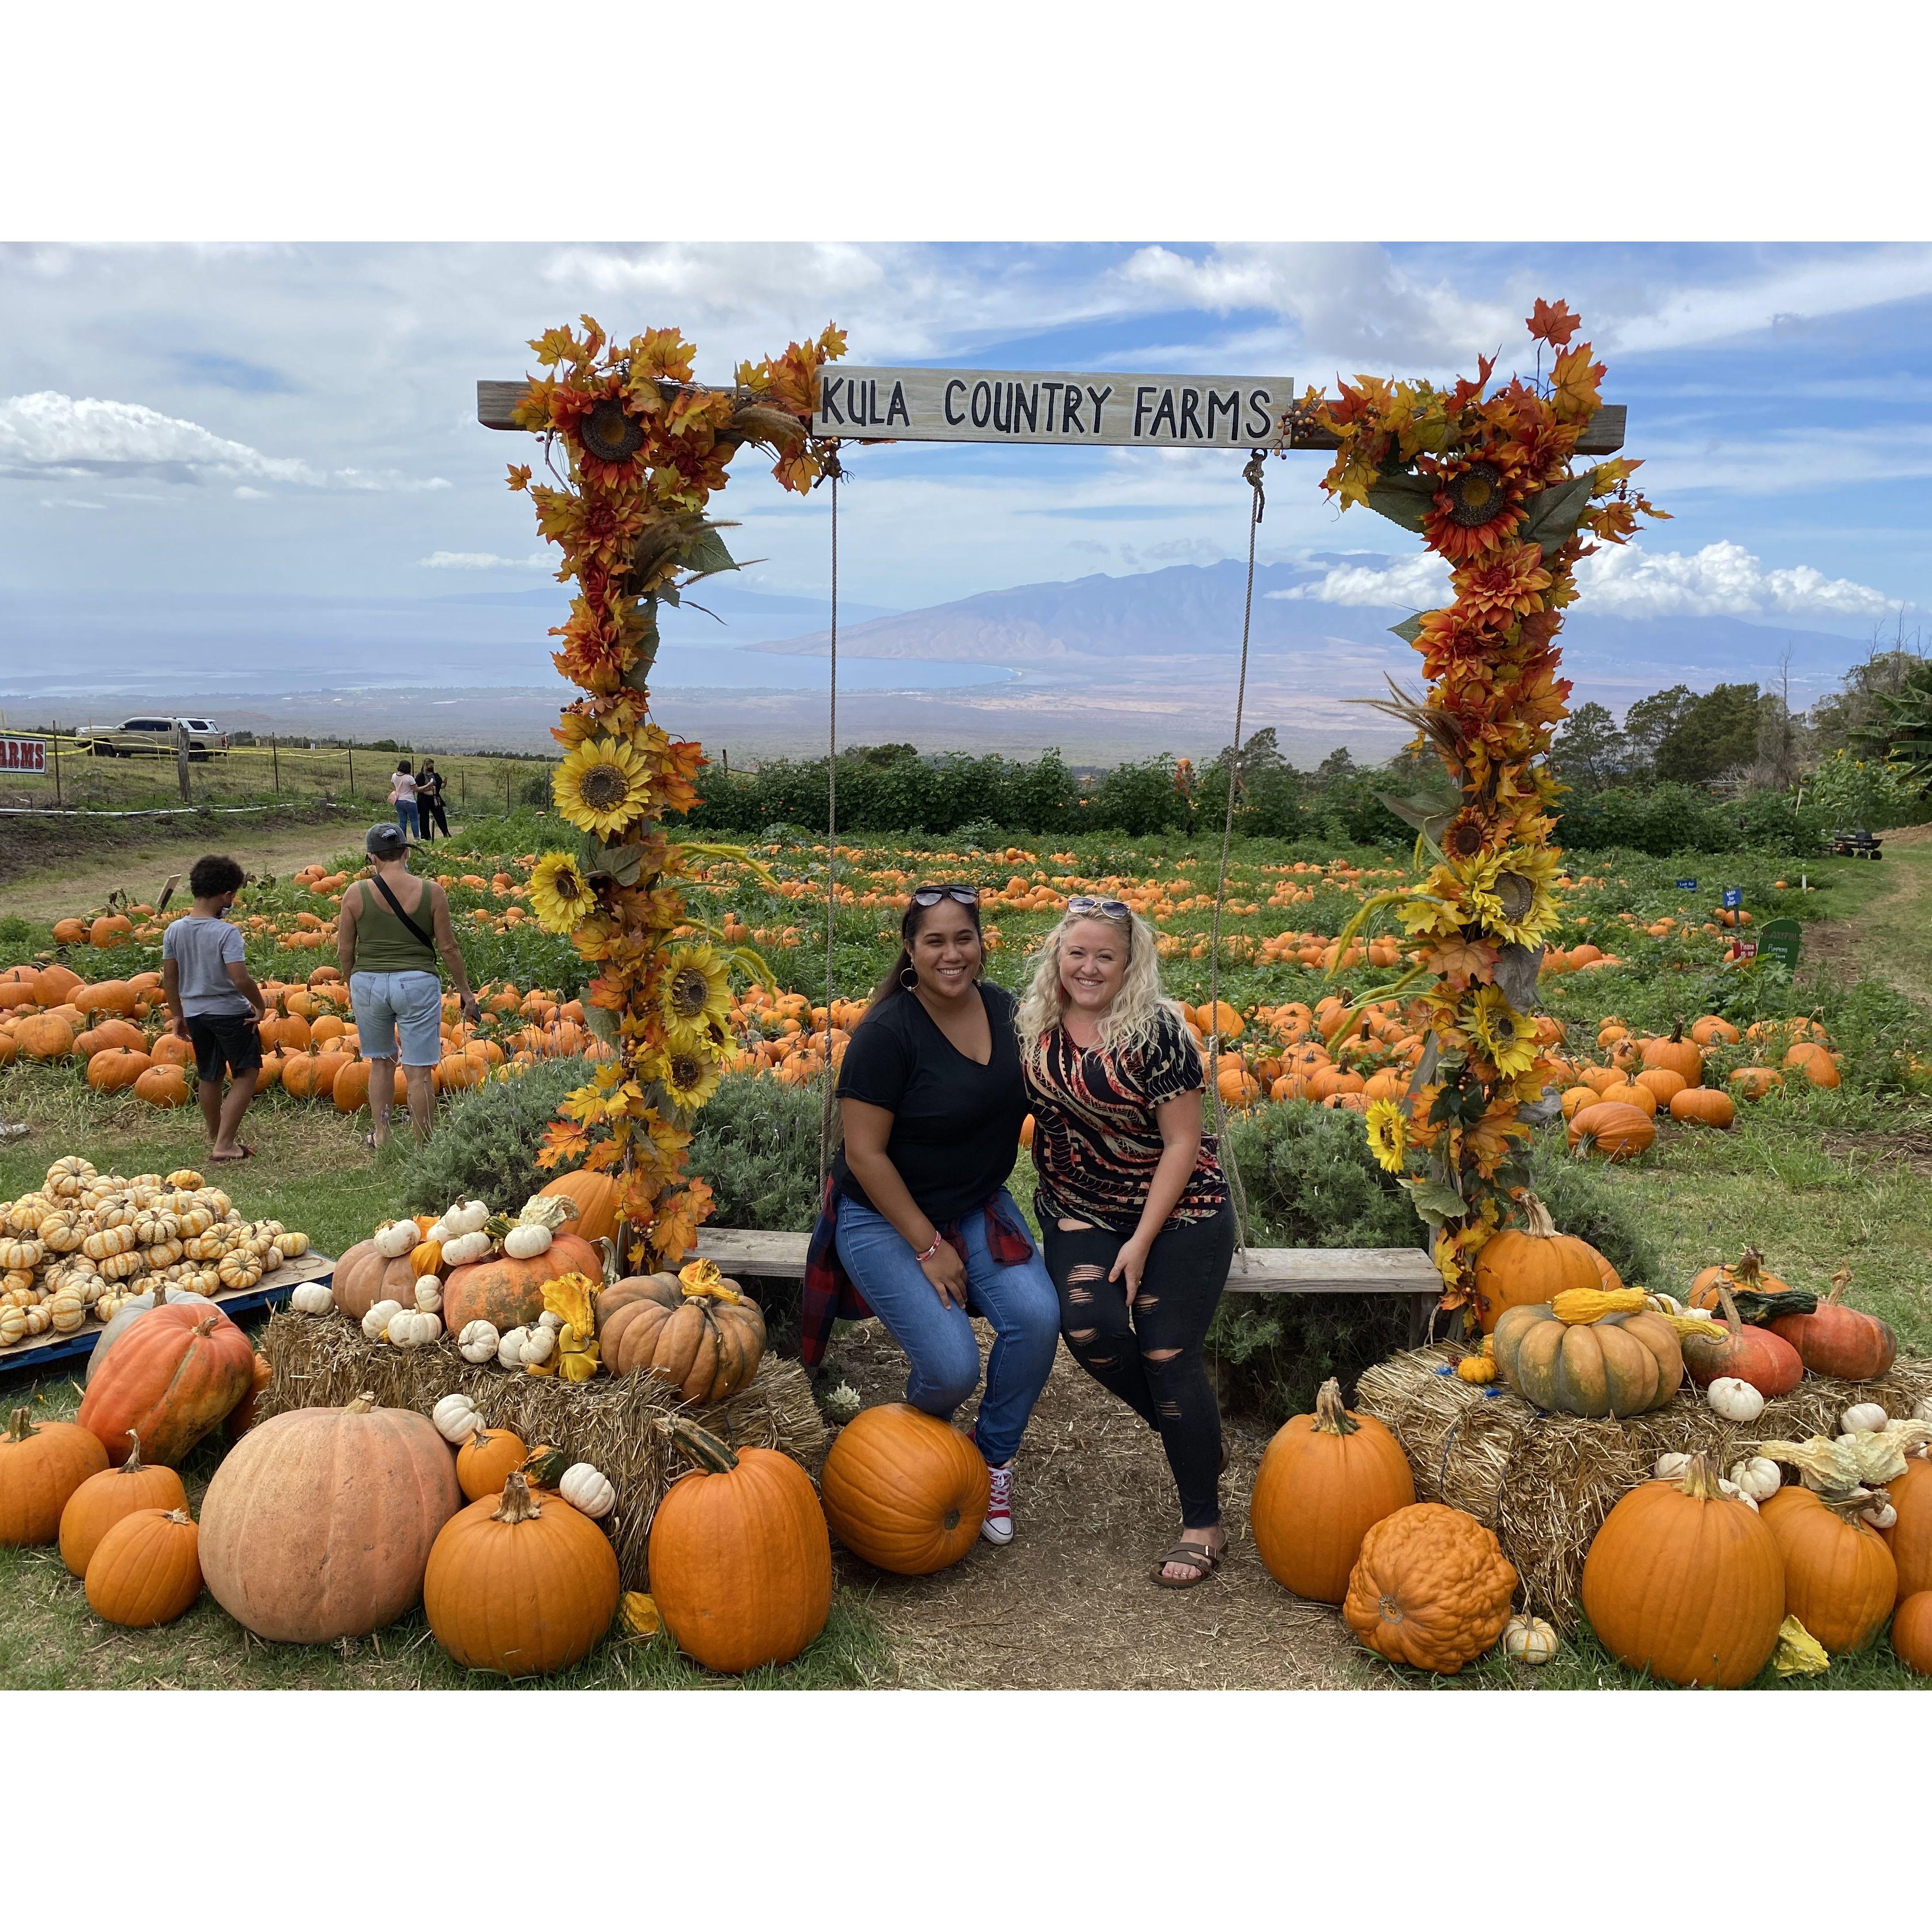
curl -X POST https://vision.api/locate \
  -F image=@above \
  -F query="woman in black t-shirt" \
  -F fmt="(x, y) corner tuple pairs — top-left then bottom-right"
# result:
(825, 886), (1059, 1548)
(1019, 897), (1236, 1587)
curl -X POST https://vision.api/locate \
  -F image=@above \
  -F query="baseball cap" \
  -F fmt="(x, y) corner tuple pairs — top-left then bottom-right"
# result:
(365, 823), (415, 859)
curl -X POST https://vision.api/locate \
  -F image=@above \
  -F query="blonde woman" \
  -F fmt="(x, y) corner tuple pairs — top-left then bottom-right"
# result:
(1017, 896), (1235, 1587)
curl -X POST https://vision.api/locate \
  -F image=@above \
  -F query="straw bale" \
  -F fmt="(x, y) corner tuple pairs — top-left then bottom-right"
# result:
(1355, 1345), (1932, 1631)
(255, 1311), (827, 1593)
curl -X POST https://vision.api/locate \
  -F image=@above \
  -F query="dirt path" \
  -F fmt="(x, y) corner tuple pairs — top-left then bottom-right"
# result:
(825, 1321), (1377, 1690)
(0, 816), (368, 918)
(1798, 822), (1932, 1012)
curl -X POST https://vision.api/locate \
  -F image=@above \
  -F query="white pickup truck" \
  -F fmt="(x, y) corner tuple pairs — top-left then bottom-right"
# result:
(85, 715), (230, 759)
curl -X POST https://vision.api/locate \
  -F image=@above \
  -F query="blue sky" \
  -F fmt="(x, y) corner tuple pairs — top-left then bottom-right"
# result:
(3, 241), (1927, 646)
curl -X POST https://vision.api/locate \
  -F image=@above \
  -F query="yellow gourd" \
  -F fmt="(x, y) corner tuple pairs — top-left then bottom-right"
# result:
(1551, 1286), (1650, 1325)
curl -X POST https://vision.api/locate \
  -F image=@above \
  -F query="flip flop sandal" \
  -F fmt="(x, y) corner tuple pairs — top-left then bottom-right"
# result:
(210, 1145), (255, 1163)
(1151, 1539), (1225, 1590)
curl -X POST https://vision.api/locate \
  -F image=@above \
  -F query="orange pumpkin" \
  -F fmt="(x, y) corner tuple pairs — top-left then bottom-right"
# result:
(33, 963), (83, 1006)
(13, 1013), (76, 1061)
(87, 1046), (154, 1092)
(74, 979), (137, 1018)
(1566, 1101), (1656, 1161)
(149, 1031), (196, 1069)
(51, 917), (89, 946)
(75, 1018), (146, 1058)
(538, 1169), (621, 1242)
(1892, 1591), (1932, 1676)
(0, 1405), (110, 1547)
(1728, 1066), (1784, 1099)
(1470, 1194), (1603, 1334)
(819, 1404), (989, 1576)
(442, 1232), (604, 1336)
(1669, 1086), (1736, 1128)
(78, 1306), (257, 1467)
(456, 1427), (529, 1503)
(90, 913), (135, 948)
(1633, 1067), (1686, 1106)
(1341, 1503), (1519, 1674)
(330, 1238), (423, 1321)
(85, 1506), (204, 1628)
(1594, 1080), (1658, 1118)
(60, 1431), (188, 1577)
(1761, 1486), (1897, 1655)
(1639, 1021), (1703, 1085)
(133, 1063), (191, 1107)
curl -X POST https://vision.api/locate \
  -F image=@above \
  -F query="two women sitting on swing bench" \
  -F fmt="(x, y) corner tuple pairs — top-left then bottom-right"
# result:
(806, 884), (1238, 1588)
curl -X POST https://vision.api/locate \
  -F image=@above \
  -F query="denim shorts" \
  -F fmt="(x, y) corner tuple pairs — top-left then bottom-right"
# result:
(348, 969), (443, 1067)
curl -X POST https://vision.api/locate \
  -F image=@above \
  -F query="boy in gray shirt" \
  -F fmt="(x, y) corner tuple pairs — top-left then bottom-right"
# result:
(161, 854), (266, 1163)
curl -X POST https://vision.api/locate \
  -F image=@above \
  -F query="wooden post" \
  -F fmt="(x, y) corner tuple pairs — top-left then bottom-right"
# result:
(461, 766), (467, 806)
(271, 734), (280, 793)
(505, 762), (512, 812)
(347, 744), (354, 798)
(175, 721), (192, 803)
(51, 719), (61, 809)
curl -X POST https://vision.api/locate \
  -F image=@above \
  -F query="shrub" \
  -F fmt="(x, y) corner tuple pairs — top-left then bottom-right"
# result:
(1523, 1133), (1665, 1287)
(400, 1058), (592, 1219)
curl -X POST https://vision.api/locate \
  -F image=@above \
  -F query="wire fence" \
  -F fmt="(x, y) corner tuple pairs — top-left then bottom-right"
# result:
(0, 726), (558, 816)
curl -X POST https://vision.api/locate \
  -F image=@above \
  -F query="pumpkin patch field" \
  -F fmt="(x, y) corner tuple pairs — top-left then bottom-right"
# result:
(4, 815), (1932, 1690)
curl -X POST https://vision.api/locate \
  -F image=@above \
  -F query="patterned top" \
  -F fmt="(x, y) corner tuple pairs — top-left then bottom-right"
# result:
(1023, 1005), (1229, 1234)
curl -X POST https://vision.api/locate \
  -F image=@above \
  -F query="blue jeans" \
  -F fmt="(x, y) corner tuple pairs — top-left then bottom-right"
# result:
(395, 798), (422, 838)
(349, 969), (443, 1066)
(834, 1188), (1059, 1467)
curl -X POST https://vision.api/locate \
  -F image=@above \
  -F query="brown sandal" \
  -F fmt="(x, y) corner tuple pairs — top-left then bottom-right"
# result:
(1151, 1536), (1225, 1590)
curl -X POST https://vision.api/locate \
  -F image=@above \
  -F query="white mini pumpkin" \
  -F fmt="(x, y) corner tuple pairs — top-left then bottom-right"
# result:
(414, 1276), (444, 1312)
(1644, 1292), (1686, 1317)
(1728, 1456), (1782, 1502)
(1653, 1452), (1695, 1482)
(538, 1310), (563, 1331)
(433, 1392), (483, 1443)
(1501, 1613), (1558, 1665)
(289, 1282), (334, 1316)
(387, 1307), (442, 1348)
(1717, 1478), (1760, 1512)
(440, 1199), (491, 1238)
(559, 1462), (615, 1519)
(1707, 1377), (1765, 1424)
(362, 1297), (404, 1342)
(501, 1222), (552, 1260)
(1842, 1402), (1889, 1436)
(372, 1218), (419, 1259)
(457, 1320), (500, 1364)
(497, 1325), (532, 1369)
(439, 1229), (492, 1268)
(1861, 1497), (1898, 1530)
(519, 1324), (556, 1367)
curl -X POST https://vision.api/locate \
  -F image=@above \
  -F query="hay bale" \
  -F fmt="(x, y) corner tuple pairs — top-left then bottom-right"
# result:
(255, 1311), (827, 1594)
(1355, 1346), (1932, 1631)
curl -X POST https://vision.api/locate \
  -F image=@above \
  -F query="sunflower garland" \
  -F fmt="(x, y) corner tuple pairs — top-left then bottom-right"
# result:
(512, 314), (847, 1265)
(1304, 300), (1665, 1315)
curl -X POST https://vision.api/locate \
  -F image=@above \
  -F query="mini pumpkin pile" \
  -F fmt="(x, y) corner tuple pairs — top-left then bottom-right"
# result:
(0, 1156), (311, 1346)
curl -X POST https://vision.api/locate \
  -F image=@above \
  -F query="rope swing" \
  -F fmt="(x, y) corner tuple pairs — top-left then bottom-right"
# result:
(816, 447), (843, 1199)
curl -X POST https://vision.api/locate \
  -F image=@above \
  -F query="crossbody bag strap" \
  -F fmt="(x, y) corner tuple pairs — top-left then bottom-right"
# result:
(371, 874), (437, 954)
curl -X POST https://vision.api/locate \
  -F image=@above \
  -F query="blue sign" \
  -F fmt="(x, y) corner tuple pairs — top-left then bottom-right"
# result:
(1675, 877), (1698, 891)
(1721, 887), (1743, 910)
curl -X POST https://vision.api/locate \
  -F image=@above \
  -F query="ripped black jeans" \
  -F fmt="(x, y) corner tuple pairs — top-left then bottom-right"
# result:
(1038, 1199), (1236, 1529)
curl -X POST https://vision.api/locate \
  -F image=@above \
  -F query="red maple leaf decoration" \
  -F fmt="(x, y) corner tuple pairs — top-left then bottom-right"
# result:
(1526, 298), (1581, 348)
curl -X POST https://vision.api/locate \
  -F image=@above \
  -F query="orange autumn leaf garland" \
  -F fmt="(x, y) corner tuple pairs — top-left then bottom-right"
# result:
(511, 316), (847, 1265)
(1307, 303), (1665, 1314)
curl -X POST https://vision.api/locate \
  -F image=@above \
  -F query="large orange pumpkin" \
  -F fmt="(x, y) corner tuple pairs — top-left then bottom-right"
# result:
(0, 1405), (109, 1547)
(59, 1430), (187, 1576)
(1639, 1020), (1703, 1086)
(819, 1403), (989, 1576)
(538, 1169), (621, 1242)
(1880, 1457), (1932, 1603)
(330, 1238), (424, 1321)
(14, 1013), (76, 1061)
(1581, 1454), (1784, 1687)
(85, 1507), (203, 1628)
(32, 963), (83, 1006)
(133, 1063), (191, 1107)
(86, 1046), (154, 1092)
(77, 1305), (256, 1467)
(1566, 1100), (1656, 1161)
(91, 913), (134, 948)
(1470, 1193), (1602, 1334)
(1341, 1503), (1518, 1674)
(442, 1233), (603, 1336)
(74, 979), (137, 1018)
(148, 1031), (195, 1069)
(199, 1395), (461, 1643)
(1761, 1485), (1897, 1655)
(1892, 1591), (1932, 1676)
(1249, 1378), (1415, 1602)
(424, 1472), (618, 1676)
(600, 1273), (766, 1403)
(647, 1419), (833, 1674)
(75, 1018), (146, 1057)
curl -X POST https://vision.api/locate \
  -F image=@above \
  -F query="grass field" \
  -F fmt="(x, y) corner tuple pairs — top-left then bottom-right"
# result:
(3, 813), (1930, 1690)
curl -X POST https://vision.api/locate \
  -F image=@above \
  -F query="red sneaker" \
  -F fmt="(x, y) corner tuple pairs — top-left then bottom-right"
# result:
(980, 1460), (1014, 1546)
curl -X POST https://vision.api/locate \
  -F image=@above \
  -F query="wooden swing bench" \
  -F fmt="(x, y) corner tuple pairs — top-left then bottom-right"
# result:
(691, 1229), (1444, 1347)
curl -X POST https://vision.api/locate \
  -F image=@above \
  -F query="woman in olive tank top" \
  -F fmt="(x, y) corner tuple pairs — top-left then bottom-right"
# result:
(338, 823), (480, 1147)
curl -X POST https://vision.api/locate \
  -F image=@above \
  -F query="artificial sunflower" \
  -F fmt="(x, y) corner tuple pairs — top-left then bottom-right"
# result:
(529, 851), (596, 934)
(1423, 459), (1525, 562)
(660, 944), (732, 1047)
(1364, 1097), (1408, 1174)
(659, 1042), (723, 1114)
(1464, 985), (1540, 1078)
(552, 735), (653, 839)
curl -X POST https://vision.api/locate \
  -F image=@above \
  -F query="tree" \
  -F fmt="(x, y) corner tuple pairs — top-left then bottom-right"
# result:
(1852, 658), (1932, 790)
(1551, 701), (1625, 791)
(1620, 685), (1698, 778)
(1654, 682), (1765, 785)
(1808, 625), (1927, 759)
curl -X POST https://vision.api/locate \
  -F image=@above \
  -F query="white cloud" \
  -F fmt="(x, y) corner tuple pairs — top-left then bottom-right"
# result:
(233, 485), (268, 499)
(1270, 552), (1450, 608)
(40, 496), (106, 511)
(1574, 540), (1898, 619)
(0, 391), (447, 492)
(418, 550), (549, 570)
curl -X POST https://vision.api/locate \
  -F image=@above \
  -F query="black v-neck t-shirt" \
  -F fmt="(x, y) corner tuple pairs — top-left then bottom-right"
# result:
(833, 981), (1027, 1223)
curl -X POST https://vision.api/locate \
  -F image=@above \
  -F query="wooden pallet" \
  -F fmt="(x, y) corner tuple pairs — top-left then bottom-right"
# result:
(0, 1252), (337, 1384)
(694, 1229), (1444, 1344)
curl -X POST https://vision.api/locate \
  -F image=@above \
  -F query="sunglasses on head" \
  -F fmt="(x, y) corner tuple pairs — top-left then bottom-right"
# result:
(910, 884), (981, 908)
(1067, 895), (1132, 920)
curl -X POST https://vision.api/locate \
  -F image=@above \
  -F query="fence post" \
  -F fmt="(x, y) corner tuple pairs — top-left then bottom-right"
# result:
(461, 767), (466, 806)
(505, 762), (512, 812)
(176, 721), (192, 803)
(52, 719), (62, 809)
(347, 744), (354, 798)
(271, 734), (280, 794)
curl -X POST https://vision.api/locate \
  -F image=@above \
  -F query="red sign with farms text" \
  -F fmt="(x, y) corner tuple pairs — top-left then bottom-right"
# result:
(1, 737), (46, 774)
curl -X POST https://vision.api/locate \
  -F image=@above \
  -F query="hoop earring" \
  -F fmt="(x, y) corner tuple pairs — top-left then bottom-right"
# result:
(899, 966), (919, 991)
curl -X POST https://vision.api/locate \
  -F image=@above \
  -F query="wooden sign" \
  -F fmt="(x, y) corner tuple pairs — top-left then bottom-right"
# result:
(1, 736), (46, 775)
(812, 366), (1297, 448)
(1758, 919), (1802, 971)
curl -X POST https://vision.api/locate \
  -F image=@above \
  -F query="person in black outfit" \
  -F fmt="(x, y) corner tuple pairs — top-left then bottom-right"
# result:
(818, 886), (1060, 1547)
(1018, 897), (1236, 1587)
(415, 759), (450, 840)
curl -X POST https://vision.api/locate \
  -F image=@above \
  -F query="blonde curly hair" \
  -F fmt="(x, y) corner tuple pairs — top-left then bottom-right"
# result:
(1014, 905), (1195, 1071)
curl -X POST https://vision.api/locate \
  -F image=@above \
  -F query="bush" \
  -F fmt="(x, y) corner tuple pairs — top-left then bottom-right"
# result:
(399, 1058), (592, 1219)
(1524, 1134), (1665, 1287)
